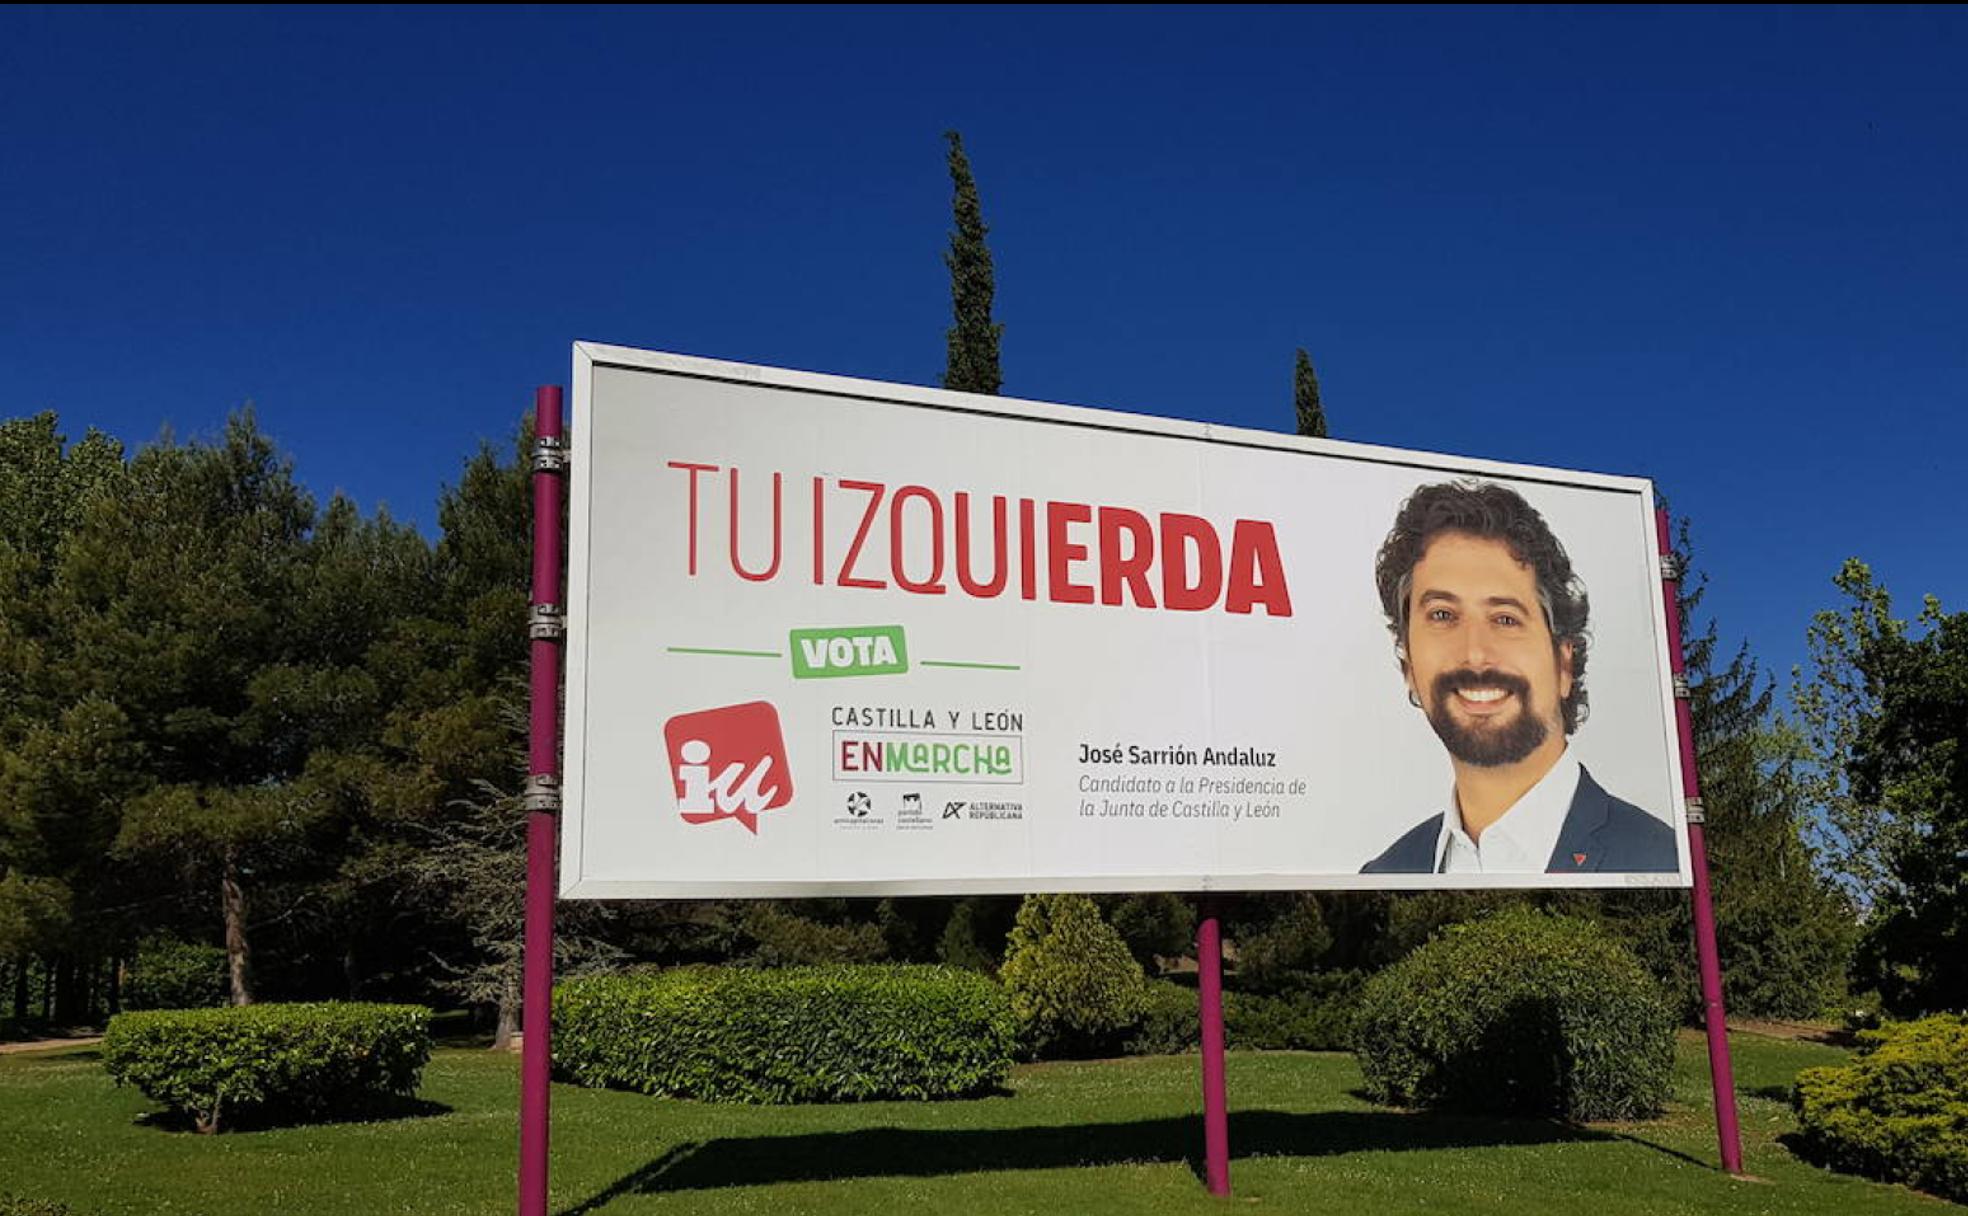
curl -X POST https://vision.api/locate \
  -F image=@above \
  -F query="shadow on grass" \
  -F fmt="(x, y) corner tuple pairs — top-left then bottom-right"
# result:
(1775, 1131), (1820, 1165)
(1607, 1131), (1717, 1170)
(559, 1073), (1019, 1105)
(559, 1109), (1608, 1213)
(136, 1095), (454, 1135)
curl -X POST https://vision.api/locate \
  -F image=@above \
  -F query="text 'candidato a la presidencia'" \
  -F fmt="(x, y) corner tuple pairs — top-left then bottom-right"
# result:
(1074, 742), (1310, 823)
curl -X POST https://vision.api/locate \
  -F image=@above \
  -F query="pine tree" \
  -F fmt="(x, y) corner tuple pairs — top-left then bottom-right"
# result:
(1293, 348), (1327, 438)
(0, 413), (129, 1023)
(404, 421), (636, 1044)
(999, 894), (1145, 1057)
(942, 131), (1003, 395)
(57, 411), (324, 1006)
(1596, 517), (1855, 1019)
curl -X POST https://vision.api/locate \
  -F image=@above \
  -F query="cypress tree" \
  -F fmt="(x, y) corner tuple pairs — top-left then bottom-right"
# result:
(1293, 348), (1327, 438)
(942, 131), (1003, 395)
(924, 124), (1012, 969)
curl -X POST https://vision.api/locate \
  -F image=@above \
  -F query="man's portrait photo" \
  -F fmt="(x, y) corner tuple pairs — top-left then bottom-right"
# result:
(1360, 480), (1677, 875)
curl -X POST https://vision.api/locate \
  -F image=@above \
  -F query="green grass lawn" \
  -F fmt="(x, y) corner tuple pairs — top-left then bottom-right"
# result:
(0, 1030), (1944, 1215)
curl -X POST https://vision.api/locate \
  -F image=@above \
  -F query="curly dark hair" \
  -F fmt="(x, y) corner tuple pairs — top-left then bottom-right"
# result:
(1374, 479), (1591, 734)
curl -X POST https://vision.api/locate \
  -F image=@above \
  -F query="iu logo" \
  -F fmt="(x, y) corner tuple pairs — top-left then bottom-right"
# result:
(663, 701), (794, 834)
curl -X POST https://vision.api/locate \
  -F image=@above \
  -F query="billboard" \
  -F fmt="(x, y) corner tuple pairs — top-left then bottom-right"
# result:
(560, 343), (1692, 897)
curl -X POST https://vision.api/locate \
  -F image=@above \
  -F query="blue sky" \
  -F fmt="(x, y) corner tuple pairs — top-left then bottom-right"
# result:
(3, 5), (1962, 692)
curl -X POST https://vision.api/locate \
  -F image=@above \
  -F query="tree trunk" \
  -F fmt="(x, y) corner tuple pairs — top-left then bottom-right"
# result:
(54, 953), (85, 1026)
(343, 945), (361, 1000)
(64, 955), (81, 1025)
(10, 957), (26, 1021)
(40, 956), (53, 1020)
(491, 967), (519, 1051)
(52, 953), (71, 1025)
(108, 955), (123, 1015)
(222, 852), (254, 1006)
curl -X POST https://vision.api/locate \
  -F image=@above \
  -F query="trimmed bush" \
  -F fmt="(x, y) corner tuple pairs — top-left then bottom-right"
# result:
(1120, 975), (1363, 1056)
(1227, 978), (1360, 1052)
(101, 1002), (431, 1133)
(553, 965), (1014, 1103)
(1000, 893), (1147, 1058)
(741, 904), (886, 966)
(1354, 907), (1673, 1121)
(1124, 980), (1200, 1055)
(1792, 1013), (1968, 1203)
(123, 937), (228, 1011)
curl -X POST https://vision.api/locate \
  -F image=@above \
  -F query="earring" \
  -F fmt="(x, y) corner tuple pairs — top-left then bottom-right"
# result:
(1407, 690), (1421, 708)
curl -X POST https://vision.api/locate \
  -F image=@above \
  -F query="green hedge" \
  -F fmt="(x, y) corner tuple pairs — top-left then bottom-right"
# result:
(1353, 907), (1674, 1121)
(553, 965), (1015, 1103)
(1119, 976), (1362, 1057)
(1123, 980), (1200, 1055)
(1227, 982), (1358, 1052)
(1792, 1013), (1968, 1203)
(123, 937), (228, 1011)
(101, 1002), (431, 1133)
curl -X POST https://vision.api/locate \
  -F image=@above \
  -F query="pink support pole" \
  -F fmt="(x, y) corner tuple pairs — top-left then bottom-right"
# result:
(1197, 897), (1231, 1196)
(1657, 508), (1744, 1176)
(520, 386), (566, 1216)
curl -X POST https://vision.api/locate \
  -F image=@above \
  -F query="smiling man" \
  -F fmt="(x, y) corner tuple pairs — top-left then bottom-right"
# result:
(1360, 480), (1677, 875)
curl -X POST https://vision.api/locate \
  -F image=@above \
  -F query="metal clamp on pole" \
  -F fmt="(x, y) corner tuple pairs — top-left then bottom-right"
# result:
(532, 434), (569, 474)
(1684, 797), (1706, 824)
(528, 604), (565, 641)
(1672, 673), (1691, 700)
(522, 774), (561, 814)
(1659, 552), (1685, 582)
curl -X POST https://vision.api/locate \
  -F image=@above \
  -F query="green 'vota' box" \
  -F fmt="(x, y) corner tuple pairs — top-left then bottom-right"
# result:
(788, 625), (910, 679)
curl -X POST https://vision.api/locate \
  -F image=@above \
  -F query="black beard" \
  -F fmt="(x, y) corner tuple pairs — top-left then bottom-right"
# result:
(1424, 668), (1548, 767)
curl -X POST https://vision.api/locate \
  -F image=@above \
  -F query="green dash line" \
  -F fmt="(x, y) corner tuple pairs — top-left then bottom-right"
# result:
(667, 647), (782, 659)
(920, 660), (1022, 671)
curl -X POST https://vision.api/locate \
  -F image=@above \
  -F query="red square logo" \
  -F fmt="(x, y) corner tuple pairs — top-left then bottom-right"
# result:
(663, 701), (794, 834)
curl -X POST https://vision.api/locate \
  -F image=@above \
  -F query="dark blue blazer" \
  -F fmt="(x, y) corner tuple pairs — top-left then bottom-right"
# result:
(1359, 767), (1678, 874)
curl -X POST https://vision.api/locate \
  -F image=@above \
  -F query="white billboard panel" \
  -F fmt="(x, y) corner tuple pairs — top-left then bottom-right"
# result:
(560, 344), (1692, 897)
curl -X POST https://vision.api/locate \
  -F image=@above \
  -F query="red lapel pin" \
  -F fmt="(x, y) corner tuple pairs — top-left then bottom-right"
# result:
(1573, 853), (1588, 866)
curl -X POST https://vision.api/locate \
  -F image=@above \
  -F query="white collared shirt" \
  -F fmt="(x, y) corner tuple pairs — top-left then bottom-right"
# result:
(1436, 749), (1582, 874)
